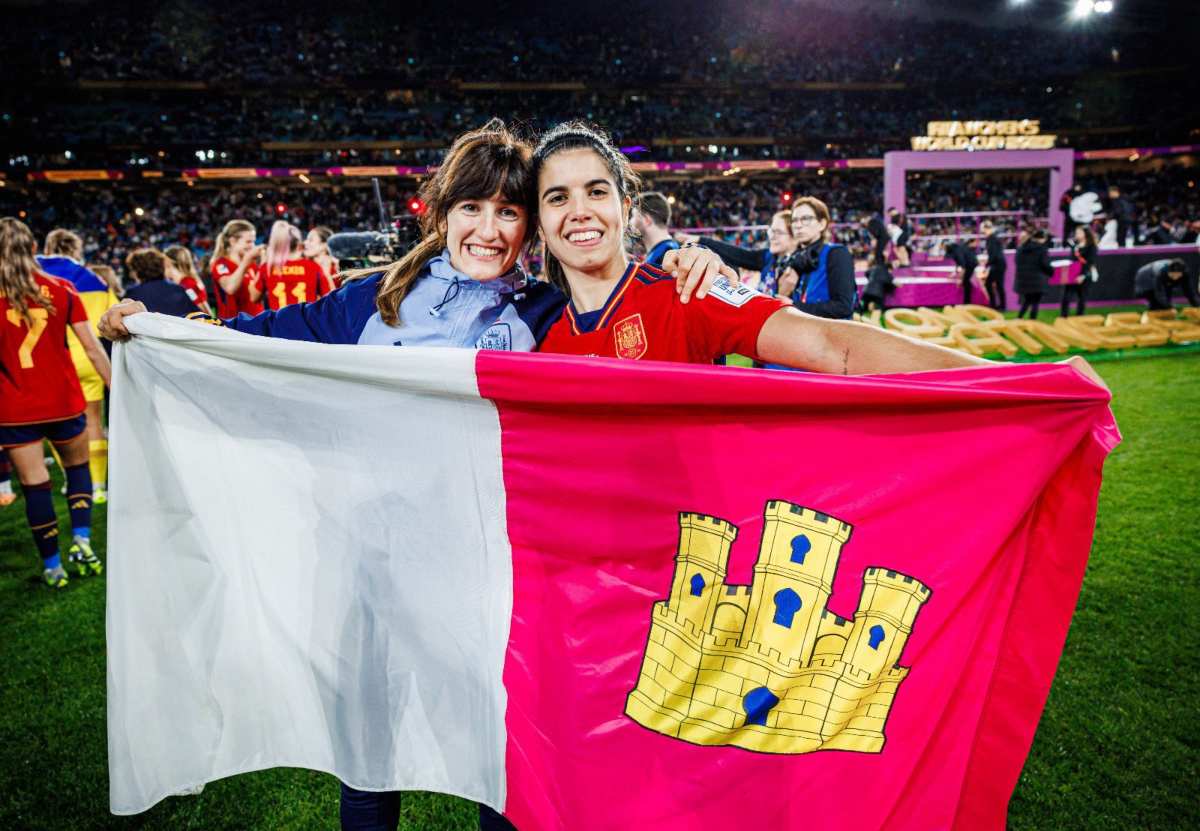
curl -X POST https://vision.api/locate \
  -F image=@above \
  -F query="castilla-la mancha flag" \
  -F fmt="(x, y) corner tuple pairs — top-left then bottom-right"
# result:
(107, 314), (1119, 829)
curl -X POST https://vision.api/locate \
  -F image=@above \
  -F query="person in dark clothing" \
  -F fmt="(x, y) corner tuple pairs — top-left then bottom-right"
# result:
(632, 191), (680, 268)
(1060, 183), (1083, 244)
(1107, 186), (1136, 248)
(692, 209), (797, 297)
(1014, 228), (1053, 319)
(1145, 217), (1177, 246)
(779, 196), (856, 320)
(860, 261), (895, 313)
(122, 248), (201, 317)
(945, 239), (979, 306)
(1061, 226), (1099, 317)
(981, 220), (1007, 311)
(1135, 258), (1200, 310)
(859, 213), (889, 265)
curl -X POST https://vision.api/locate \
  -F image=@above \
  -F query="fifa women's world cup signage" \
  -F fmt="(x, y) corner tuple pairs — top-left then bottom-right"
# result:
(910, 119), (1057, 151)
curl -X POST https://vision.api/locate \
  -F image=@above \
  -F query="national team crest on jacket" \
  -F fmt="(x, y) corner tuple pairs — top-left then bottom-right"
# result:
(476, 323), (513, 351)
(613, 314), (648, 359)
(625, 500), (930, 755)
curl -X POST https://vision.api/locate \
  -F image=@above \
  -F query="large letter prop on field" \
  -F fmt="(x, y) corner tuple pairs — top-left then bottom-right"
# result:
(107, 314), (1119, 830)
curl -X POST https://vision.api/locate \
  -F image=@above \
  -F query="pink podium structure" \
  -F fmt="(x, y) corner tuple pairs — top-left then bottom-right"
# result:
(883, 149), (1075, 240)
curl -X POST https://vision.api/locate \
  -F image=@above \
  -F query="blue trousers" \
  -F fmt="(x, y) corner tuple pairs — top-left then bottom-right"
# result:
(339, 784), (516, 830)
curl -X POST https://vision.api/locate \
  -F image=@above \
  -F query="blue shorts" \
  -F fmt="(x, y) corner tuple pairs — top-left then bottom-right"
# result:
(0, 414), (87, 449)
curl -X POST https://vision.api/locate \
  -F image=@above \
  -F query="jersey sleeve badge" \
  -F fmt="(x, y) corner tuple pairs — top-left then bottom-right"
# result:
(707, 276), (756, 307)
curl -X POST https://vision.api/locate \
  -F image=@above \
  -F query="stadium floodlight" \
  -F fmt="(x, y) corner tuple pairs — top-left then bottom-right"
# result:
(1094, 0), (1114, 12)
(1071, 0), (1095, 18)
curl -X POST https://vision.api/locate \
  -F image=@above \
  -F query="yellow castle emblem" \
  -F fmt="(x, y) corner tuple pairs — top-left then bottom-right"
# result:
(625, 500), (930, 754)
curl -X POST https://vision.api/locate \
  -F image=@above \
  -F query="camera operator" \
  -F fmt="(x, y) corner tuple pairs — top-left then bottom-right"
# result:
(776, 197), (856, 319)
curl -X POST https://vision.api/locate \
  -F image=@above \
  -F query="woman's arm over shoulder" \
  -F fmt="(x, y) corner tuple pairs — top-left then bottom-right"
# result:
(698, 237), (769, 272)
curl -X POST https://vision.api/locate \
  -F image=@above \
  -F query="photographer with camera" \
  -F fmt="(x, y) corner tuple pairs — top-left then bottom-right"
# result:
(678, 209), (797, 297)
(776, 197), (856, 320)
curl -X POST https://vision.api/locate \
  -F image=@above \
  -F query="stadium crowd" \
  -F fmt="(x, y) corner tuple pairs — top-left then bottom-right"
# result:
(1, 0), (1187, 171)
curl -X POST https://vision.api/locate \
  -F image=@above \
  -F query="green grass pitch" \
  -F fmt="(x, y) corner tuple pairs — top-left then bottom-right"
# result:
(1, 354), (1196, 829)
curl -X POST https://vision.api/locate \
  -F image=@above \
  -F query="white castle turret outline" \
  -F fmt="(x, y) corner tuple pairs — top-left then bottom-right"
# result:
(625, 500), (931, 754)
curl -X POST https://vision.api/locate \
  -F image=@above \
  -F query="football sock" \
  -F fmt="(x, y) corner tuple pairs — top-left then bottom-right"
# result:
(0, 448), (11, 487)
(23, 480), (61, 566)
(64, 463), (93, 534)
(88, 439), (108, 489)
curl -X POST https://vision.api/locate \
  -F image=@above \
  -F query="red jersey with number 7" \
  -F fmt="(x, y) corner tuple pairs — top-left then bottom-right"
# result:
(0, 272), (88, 425)
(537, 261), (786, 363)
(260, 258), (333, 310)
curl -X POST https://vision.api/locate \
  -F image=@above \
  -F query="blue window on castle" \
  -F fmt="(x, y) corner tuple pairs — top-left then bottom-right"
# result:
(690, 573), (705, 597)
(772, 588), (801, 628)
(869, 624), (886, 650)
(743, 686), (780, 727)
(790, 534), (811, 564)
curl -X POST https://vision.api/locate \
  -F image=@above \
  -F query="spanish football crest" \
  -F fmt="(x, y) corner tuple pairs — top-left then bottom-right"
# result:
(613, 314), (648, 359)
(625, 500), (930, 754)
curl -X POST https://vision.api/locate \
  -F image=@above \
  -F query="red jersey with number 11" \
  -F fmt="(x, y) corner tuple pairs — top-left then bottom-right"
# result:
(537, 261), (786, 363)
(260, 258), (333, 310)
(1, 273), (88, 425)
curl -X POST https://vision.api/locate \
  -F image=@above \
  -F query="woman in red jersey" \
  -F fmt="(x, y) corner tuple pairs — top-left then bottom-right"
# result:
(0, 217), (110, 587)
(531, 122), (1003, 374)
(304, 225), (341, 286)
(252, 220), (334, 310)
(165, 244), (213, 315)
(209, 219), (263, 318)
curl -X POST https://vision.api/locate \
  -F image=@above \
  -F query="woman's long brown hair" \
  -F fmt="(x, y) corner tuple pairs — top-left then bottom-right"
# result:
(0, 217), (53, 321)
(344, 119), (536, 326)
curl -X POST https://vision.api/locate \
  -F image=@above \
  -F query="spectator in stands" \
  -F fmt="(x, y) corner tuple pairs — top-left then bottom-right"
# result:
(1107, 185), (1136, 248)
(1061, 225), (1098, 317)
(1134, 258), (1199, 310)
(981, 220), (1007, 311)
(945, 239), (979, 306)
(687, 209), (797, 297)
(1015, 228), (1053, 319)
(778, 196), (856, 319)
(631, 192), (679, 268)
(122, 249), (200, 317)
(1145, 215), (1177, 246)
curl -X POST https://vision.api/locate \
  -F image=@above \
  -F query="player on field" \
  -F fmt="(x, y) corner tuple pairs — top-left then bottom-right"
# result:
(165, 245), (213, 315)
(253, 221), (333, 311)
(209, 219), (263, 318)
(34, 228), (119, 503)
(531, 122), (1000, 373)
(304, 225), (341, 287)
(1, 218), (111, 587)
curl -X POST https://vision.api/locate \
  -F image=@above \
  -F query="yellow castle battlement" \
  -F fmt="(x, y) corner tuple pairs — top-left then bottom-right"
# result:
(625, 500), (930, 755)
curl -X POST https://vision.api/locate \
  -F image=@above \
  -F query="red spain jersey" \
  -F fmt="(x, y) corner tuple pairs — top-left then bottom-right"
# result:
(211, 257), (263, 318)
(537, 261), (786, 363)
(0, 272), (88, 425)
(179, 274), (209, 311)
(260, 257), (333, 310)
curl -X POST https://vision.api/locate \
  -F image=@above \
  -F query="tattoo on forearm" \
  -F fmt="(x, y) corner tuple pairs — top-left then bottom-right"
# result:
(842, 347), (850, 375)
